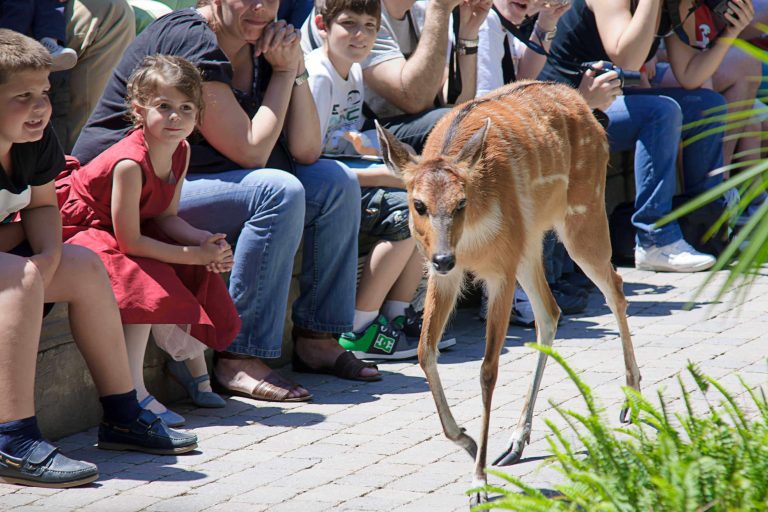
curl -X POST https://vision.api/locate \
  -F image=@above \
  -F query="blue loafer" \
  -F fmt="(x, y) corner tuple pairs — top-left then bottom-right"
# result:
(138, 395), (185, 427)
(0, 440), (98, 488)
(166, 360), (226, 408)
(97, 409), (198, 455)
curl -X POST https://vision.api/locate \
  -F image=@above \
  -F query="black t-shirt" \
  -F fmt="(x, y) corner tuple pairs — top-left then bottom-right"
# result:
(537, 0), (670, 87)
(0, 124), (65, 223)
(73, 8), (294, 175)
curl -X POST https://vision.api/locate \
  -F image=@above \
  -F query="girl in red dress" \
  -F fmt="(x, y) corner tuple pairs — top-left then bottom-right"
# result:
(57, 55), (240, 426)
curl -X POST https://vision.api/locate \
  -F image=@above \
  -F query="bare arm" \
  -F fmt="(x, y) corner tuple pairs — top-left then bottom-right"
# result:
(589, 0), (663, 70)
(364, 1), (458, 113)
(20, 181), (61, 287)
(447, 0), (493, 103)
(111, 160), (226, 266)
(353, 165), (406, 188)
(154, 146), (214, 246)
(197, 22), (311, 169)
(517, 4), (571, 79)
(284, 55), (323, 163)
(665, 0), (754, 89)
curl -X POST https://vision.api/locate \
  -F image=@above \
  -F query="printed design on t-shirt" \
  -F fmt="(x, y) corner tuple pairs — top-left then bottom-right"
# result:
(0, 187), (31, 223)
(327, 89), (363, 151)
(694, 6), (716, 49)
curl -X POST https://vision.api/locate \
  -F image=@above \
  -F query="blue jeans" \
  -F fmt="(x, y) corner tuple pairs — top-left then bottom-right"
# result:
(178, 159), (361, 358)
(605, 88), (725, 247)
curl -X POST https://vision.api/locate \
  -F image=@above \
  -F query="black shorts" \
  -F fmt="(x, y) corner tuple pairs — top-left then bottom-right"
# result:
(7, 241), (55, 317)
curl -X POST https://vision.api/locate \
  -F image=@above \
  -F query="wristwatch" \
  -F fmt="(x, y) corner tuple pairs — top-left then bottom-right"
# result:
(456, 37), (479, 56)
(534, 25), (557, 41)
(294, 69), (309, 87)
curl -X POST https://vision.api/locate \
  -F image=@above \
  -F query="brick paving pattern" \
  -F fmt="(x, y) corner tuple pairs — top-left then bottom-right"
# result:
(2, 267), (767, 511)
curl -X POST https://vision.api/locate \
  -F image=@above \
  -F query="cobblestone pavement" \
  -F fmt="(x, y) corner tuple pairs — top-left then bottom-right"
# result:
(2, 268), (767, 512)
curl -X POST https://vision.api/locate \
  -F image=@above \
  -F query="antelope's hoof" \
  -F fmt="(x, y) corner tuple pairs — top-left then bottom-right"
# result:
(492, 434), (529, 466)
(619, 406), (632, 424)
(469, 490), (488, 508)
(456, 430), (478, 460)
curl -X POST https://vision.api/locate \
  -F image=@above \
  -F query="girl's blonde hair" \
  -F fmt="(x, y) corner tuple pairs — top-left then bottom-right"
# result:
(125, 55), (204, 127)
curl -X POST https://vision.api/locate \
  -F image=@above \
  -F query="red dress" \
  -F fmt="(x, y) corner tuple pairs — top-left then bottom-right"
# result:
(56, 129), (240, 351)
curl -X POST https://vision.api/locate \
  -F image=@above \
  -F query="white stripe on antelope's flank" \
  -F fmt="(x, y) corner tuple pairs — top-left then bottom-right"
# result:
(566, 204), (588, 215)
(457, 200), (503, 253)
(532, 174), (569, 187)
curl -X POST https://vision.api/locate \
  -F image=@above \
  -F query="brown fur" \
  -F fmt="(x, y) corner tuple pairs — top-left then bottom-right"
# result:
(376, 80), (641, 506)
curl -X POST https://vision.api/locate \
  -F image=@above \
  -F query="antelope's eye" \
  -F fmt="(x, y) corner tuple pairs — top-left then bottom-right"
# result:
(455, 199), (467, 212)
(413, 200), (427, 216)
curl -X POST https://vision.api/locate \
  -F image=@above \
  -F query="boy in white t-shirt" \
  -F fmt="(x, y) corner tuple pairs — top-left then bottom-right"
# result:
(307, 0), (455, 360)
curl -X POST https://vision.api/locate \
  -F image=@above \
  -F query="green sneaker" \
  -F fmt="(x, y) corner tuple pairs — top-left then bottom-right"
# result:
(391, 306), (457, 351)
(339, 315), (419, 360)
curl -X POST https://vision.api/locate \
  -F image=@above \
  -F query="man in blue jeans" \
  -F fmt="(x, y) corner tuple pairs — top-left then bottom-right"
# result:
(603, 88), (725, 271)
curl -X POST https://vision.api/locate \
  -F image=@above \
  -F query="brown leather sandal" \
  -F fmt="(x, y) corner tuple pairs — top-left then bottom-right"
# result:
(291, 326), (382, 382)
(214, 352), (313, 402)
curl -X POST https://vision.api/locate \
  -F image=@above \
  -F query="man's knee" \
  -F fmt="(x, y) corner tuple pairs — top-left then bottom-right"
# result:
(650, 96), (683, 128)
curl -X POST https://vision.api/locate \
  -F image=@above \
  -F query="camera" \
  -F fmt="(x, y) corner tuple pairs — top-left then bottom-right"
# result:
(580, 61), (643, 89)
(702, 0), (731, 21)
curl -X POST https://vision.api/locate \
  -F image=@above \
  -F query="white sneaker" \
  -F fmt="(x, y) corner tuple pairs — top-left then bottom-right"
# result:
(479, 285), (535, 327)
(510, 286), (535, 327)
(40, 37), (78, 72)
(635, 239), (716, 272)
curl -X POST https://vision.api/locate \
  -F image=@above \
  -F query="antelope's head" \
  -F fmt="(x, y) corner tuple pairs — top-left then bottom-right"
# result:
(375, 119), (490, 276)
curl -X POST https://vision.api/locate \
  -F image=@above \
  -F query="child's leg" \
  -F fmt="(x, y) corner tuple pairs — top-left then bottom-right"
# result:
(43, 245), (133, 397)
(0, 253), (44, 426)
(356, 237), (416, 328)
(122, 324), (153, 400)
(184, 354), (212, 393)
(382, 244), (423, 320)
(712, 49), (762, 167)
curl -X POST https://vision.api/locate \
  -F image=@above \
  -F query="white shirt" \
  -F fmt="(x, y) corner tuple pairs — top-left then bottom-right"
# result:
(477, 9), (525, 98)
(306, 48), (366, 155)
(302, 2), (443, 119)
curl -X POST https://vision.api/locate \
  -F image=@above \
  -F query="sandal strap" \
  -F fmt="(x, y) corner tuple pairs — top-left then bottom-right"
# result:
(334, 351), (378, 379)
(192, 374), (211, 386)
(250, 372), (291, 401)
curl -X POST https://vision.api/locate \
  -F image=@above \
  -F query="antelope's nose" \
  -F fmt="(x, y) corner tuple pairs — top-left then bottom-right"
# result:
(432, 253), (455, 273)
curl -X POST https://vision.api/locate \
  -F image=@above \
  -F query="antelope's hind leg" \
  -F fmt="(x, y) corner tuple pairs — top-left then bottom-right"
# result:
(494, 252), (561, 466)
(418, 271), (478, 457)
(558, 203), (641, 422)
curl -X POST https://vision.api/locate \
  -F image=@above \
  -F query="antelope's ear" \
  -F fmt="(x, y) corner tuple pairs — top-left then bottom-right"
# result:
(375, 120), (417, 178)
(455, 118), (491, 170)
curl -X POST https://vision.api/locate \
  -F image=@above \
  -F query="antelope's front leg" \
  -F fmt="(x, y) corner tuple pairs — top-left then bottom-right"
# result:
(418, 272), (474, 457)
(469, 280), (516, 507)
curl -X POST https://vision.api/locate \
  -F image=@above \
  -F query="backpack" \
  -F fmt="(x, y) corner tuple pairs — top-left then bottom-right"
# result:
(608, 195), (731, 265)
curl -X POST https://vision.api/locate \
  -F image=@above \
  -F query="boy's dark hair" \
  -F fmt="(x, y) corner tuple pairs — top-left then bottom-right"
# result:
(0, 29), (52, 85)
(318, 0), (381, 28)
(126, 55), (205, 127)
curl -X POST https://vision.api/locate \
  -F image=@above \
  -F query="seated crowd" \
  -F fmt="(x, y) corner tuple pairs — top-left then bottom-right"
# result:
(0, 0), (762, 488)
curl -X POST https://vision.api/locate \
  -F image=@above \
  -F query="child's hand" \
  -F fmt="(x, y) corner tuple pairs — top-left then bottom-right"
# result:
(199, 233), (232, 266)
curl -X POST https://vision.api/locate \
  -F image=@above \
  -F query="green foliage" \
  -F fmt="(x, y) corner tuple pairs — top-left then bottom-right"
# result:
(470, 344), (768, 511)
(655, 40), (768, 305)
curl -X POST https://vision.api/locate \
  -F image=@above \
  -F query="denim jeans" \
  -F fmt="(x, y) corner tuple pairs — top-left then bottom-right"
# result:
(605, 88), (725, 248)
(178, 159), (361, 358)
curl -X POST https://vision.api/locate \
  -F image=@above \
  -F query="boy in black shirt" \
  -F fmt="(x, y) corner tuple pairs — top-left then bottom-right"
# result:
(0, 29), (197, 489)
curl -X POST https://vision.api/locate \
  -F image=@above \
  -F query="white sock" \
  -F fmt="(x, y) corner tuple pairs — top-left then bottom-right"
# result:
(353, 310), (379, 333)
(382, 300), (409, 321)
